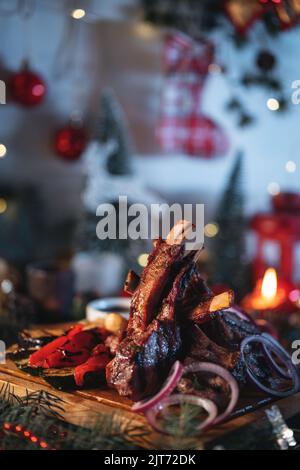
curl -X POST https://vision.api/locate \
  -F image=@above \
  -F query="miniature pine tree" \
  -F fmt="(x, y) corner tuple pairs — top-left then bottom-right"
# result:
(95, 88), (132, 176)
(211, 151), (248, 299)
(82, 89), (147, 280)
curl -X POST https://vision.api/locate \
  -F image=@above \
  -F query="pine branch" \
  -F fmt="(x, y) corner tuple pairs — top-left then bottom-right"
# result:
(0, 387), (149, 450)
(21, 390), (65, 420)
(0, 386), (204, 450)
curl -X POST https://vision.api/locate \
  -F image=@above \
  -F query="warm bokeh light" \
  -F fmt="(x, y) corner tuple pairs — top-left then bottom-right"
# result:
(261, 267), (277, 301)
(285, 160), (296, 173)
(0, 144), (7, 158)
(135, 22), (157, 38)
(32, 84), (45, 97)
(71, 8), (86, 19)
(208, 63), (222, 74)
(242, 267), (286, 311)
(204, 222), (219, 238)
(0, 198), (7, 214)
(1, 279), (13, 294)
(267, 98), (280, 111)
(289, 289), (300, 303)
(137, 253), (149, 267)
(267, 181), (280, 196)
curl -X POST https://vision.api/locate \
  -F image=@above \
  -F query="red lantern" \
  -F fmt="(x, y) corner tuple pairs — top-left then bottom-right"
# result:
(251, 192), (300, 284)
(9, 66), (46, 107)
(54, 124), (88, 162)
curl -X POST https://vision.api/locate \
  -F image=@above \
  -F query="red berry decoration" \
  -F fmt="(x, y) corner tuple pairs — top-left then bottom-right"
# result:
(54, 124), (88, 162)
(9, 66), (46, 107)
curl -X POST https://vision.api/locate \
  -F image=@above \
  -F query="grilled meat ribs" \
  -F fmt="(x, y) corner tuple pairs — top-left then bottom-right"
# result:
(106, 234), (258, 401)
(127, 239), (190, 334)
(184, 324), (240, 371)
(200, 311), (259, 352)
(106, 251), (209, 400)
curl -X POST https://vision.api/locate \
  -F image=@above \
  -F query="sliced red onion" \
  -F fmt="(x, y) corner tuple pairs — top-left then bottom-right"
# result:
(240, 335), (300, 397)
(261, 333), (291, 379)
(184, 361), (239, 425)
(145, 394), (217, 435)
(131, 360), (184, 413)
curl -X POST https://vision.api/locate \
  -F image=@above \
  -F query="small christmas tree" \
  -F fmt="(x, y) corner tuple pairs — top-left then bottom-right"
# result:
(81, 89), (148, 288)
(95, 88), (132, 176)
(211, 151), (248, 299)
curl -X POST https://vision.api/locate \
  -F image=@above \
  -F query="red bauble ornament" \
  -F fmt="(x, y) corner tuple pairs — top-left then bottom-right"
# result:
(9, 66), (46, 107)
(54, 124), (88, 162)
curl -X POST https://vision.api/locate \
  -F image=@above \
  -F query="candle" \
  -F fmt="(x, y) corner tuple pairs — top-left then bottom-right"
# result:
(242, 267), (286, 311)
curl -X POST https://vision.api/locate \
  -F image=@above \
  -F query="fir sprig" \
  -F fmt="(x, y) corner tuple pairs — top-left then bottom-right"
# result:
(0, 386), (149, 450)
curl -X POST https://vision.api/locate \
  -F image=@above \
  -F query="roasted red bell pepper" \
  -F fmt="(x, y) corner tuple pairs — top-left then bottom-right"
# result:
(29, 326), (109, 369)
(74, 344), (110, 387)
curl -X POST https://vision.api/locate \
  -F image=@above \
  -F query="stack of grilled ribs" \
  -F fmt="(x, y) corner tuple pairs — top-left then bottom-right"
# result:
(106, 224), (259, 402)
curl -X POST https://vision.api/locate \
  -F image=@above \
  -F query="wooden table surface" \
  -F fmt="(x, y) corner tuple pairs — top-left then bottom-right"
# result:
(1, 323), (300, 449)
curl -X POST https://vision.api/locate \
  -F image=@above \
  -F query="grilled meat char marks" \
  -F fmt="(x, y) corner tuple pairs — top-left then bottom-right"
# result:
(201, 311), (260, 352)
(127, 239), (190, 335)
(184, 325), (240, 371)
(106, 259), (201, 400)
(107, 228), (263, 403)
(178, 323), (247, 406)
(106, 240), (206, 400)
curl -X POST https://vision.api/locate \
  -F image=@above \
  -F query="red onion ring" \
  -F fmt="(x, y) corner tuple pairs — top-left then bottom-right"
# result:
(184, 361), (239, 425)
(132, 360), (184, 413)
(261, 333), (291, 379)
(240, 335), (300, 397)
(145, 394), (217, 435)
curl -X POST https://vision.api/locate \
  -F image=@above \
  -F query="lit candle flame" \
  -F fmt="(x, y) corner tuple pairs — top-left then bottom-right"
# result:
(261, 268), (277, 301)
(242, 267), (285, 311)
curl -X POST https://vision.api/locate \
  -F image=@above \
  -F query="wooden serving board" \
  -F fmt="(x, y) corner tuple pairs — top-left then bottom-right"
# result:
(1, 324), (300, 449)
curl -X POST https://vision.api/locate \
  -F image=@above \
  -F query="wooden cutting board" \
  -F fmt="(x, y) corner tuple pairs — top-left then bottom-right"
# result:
(1, 324), (300, 449)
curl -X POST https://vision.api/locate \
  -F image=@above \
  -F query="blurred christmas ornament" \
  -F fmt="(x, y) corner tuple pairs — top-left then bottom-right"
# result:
(142, 1), (292, 125)
(256, 50), (276, 71)
(226, 0), (300, 34)
(8, 1), (46, 107)
(156, 32), (229, 158)
(225, 0), (266, 34)
(9, 64), (46, 107)
(54, 123), (88, 162)
(275, 0), (300, 30)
